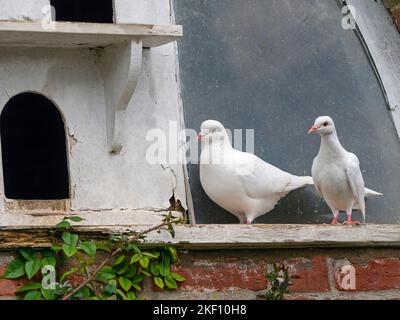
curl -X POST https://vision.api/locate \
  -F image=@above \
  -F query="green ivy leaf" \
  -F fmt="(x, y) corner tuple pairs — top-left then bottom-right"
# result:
(96, 272), (116, 283)
(96, 267), (116, 283)
(62, 244), (78, 258)
(62, 232), (79, 246)
(41, 257), (56, 268)
(56, 220), (71, 230)
(168, 224), (176, 238)
(131, 275), (144, 284)
(164, 275), (178, 290)
(116, 289), (128, 300)
(150, 263), (160, 276)
(113, 255), (126, 266)
(24, 290), (42, 300)
(154, 277), (165, 289)
(167, 246), (178, 262)
(19, 248), (37, 261)
(73, 286), (91, 299)
(41, 288), (56, 300)
(50, 245), (63, 252)
(60, 267), (77, 283)
(171, 272), (186, 282)
(79, 241), (97, 258)
(17, 282), (42, 292)
(126, 292), (137, 300)
(139, 256), (150, 269)
(100, 266), (116, 274)
(130, 254), (140, 264)
(143, 252), (159, 259)
(96, 241), (112, 252)
(160, 257), (170, 277)
(1, 257), (26, 279)
(132, 284), (142, 291)
(104, 279), (117, 296)
(123, 266), (137, 278)
(127, 244), (141, 254)
(119, 277), (132, 292)
(140, 270), (151, 277)
(62, 232), (79, 257)
(25, 259), (42, 280)
(66, 216), (85, 222)
(115, 261), (130, 275)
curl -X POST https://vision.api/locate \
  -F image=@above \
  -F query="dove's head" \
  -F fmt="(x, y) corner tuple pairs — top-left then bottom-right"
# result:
(198, 120), (230, 144)
(308, 116), (336, 136)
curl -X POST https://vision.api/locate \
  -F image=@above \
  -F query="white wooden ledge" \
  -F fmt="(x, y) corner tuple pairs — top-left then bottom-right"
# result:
(1, 224), (400, 250)
(0, 21), (182, 48)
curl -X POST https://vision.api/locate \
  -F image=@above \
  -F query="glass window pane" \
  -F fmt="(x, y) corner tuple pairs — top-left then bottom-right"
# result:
(174, 0), (400, 224)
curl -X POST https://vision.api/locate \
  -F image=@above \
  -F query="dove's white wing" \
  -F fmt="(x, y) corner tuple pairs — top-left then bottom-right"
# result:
(345, 153), (366, 219)
(311, 157), (323, 197)
(231, 150), (306, 200)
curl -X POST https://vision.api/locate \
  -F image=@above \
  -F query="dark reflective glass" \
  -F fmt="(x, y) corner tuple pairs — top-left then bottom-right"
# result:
(174, 0), (400, 224)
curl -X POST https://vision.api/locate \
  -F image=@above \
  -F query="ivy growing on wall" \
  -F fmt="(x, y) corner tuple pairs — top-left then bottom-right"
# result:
(265, 263), (294, 300)
(1, 213), (186, 300)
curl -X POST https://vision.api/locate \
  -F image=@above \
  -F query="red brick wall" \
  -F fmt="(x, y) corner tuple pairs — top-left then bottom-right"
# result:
(2, 248), (400, 300)
(167, 249), (400, 300)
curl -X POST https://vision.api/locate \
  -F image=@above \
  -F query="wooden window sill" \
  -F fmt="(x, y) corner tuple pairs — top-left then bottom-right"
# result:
(1, 224), (400, 250)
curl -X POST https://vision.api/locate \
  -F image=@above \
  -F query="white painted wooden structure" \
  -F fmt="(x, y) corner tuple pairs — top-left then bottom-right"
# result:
(0, 0), (187, 227)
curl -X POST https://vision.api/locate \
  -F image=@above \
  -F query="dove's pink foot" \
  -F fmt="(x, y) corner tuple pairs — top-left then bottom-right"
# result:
(343, 220), (361, 226)
(246, 220), (252, 225)
(330, 212), (340, 225)
(343, 215), (361, 226)
(330, 217), (340, 225)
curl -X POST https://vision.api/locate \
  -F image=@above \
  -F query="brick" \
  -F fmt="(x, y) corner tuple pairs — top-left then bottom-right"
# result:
(67, 273), (84, 287)
(353, 258), (400, 291)
(333, 258), (400, 291)
(172, 259), (267, 291)
(172, 257), (331, 293)
(285, 257), (330, 293)
(333, 259), (357, 291)
(0, 264), (27, 297)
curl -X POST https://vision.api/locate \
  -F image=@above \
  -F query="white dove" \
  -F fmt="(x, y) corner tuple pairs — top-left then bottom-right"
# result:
(309, 116), (382, 225)
(199, 120), (313, 224)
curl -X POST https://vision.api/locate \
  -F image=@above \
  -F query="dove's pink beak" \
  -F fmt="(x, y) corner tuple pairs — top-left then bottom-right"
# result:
(308, 125), (319, 134)
(197, 133), (205, 141)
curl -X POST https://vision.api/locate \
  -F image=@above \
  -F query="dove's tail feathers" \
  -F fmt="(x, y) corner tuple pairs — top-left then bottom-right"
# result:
(364, 187), (383, 197)
(294, 176), (314, 186)
(360, 202), (366, 225)
(354, 195), (367, 224)
(284, 176), (314, 192)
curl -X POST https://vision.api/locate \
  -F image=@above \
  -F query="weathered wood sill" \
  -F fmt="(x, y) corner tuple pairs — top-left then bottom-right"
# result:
(1, 224), (400, 250)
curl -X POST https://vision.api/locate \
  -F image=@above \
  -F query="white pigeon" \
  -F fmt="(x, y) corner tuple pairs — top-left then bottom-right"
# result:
(309, 116), (382, 225)
(199, 120), (313, 224)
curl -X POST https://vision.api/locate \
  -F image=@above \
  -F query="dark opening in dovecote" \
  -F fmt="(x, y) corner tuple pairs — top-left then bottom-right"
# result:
(0, 92), (70, 200)
(50, 0), (114, 23)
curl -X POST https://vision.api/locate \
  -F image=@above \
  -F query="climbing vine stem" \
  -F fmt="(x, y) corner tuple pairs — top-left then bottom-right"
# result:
(1, 211), (187, 300)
